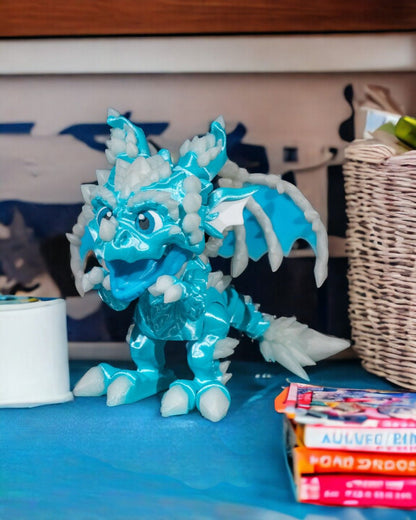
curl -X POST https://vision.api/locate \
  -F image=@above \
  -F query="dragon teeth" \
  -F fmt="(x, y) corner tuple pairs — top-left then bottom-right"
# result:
(102, 276), (111, 291)
(88, 266), (105, 285)
(81, 273), (95, 293)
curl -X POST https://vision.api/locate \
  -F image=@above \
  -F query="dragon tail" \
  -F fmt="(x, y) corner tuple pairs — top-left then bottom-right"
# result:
(224, 286), (349, 379)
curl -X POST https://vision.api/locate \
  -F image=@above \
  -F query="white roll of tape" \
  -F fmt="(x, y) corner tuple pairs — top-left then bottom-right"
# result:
(0, 296), (73, 407)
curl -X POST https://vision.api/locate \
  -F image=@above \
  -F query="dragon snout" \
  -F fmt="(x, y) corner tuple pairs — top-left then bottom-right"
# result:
(113, 229), (131, 247)
(111, 228), (149, 254)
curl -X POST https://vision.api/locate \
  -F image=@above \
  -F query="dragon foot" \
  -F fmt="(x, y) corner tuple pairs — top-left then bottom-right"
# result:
(161, 380), (231, 422)
(73, 363), (174, 405)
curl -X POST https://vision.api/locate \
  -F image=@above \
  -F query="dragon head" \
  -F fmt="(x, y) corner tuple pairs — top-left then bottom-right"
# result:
(68, 110), (232, 303)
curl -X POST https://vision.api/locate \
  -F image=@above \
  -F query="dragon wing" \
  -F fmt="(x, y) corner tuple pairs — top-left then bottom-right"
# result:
(207, 173), (328, 287)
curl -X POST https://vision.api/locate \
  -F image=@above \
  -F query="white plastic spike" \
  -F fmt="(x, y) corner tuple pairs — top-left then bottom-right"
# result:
(155, 275), (175, 293)
(107, 108), (120, 118)
(66, 232), (81, 246)
(72, 223), (85, 237)
(197, 151), (211, 167)
(80, 184), (96, 204)
(219, 361), (231, 379)
(126, 142), (139, 158)
(88, 266), (105, 285)
(231, 226), (249, 278)
(82, 204), (94, 221)
(107, 376), (133, 407)
(164, 284), (183, 304)
(198, 387), (230, 422)
(216, 275), (232, 293)
(182, 213), (201, 233)
(105, 149), (116, 165)
(183, 193), (202, 214)
(102, 276), (111, 291)
(260, 315), (349, 377)
(75, 277), (85, 298)
(190, 230), (204, 245)
(112, 128), (125, 140)
(215, 115), (225, 128)
(126, 130), (137, 144)
(290, 346), (317, 367)
(108, 137), (126, 156)
(160, 386), (190, 417)
(183, 175), (201, 194)
(301, 330), (350, 362)
(81, 273), (95, 294)
(96, 169), (111, 186)
(99, 218), (117, 242)
(179, 139), (191, 157)
(169, 226), (181, 236)
(207, 271), (224, 290)
(73, 366), (106, 396)
(260, 340), (309, 380)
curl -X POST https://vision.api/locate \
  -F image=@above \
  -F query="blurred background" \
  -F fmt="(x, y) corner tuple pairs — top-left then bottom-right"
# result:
(1, 0), (415, 359)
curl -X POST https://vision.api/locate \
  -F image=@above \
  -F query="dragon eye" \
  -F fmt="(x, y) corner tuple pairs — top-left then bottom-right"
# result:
(136, 210), (162, 234)
(97, 206), (113, 224)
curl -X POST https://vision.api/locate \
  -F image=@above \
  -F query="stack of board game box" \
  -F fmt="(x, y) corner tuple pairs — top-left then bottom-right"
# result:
(275, 382), (416, 508)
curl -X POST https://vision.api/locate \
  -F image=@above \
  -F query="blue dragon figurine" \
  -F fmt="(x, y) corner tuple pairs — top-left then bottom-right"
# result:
(69, 110), (348, 421)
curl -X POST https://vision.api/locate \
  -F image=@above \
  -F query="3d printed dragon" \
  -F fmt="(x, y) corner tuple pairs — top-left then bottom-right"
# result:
(68, 110), (348, 421)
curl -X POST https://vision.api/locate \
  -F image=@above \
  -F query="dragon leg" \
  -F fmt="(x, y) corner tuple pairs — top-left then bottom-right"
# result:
(73, 326), (174, 406)
(160, 299), (232, 422)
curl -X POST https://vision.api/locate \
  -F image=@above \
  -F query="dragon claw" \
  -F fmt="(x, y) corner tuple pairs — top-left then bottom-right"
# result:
(197, 387), (230, 422)
(106, 375), (133, 406)
(160, 385), (190, 417)
(73, 366), (106, 397)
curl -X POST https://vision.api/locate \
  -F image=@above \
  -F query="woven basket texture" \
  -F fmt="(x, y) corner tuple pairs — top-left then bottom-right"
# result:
(344, 139), (416, 390)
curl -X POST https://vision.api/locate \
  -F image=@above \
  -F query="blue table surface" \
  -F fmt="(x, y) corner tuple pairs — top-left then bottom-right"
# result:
(1, 357), (415, 520)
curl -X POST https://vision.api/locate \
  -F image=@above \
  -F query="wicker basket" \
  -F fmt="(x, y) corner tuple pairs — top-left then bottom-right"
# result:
(344, 138), (416, 390)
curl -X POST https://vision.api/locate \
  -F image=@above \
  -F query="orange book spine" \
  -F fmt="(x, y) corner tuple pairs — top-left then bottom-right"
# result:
(294, 446), (416, 477)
